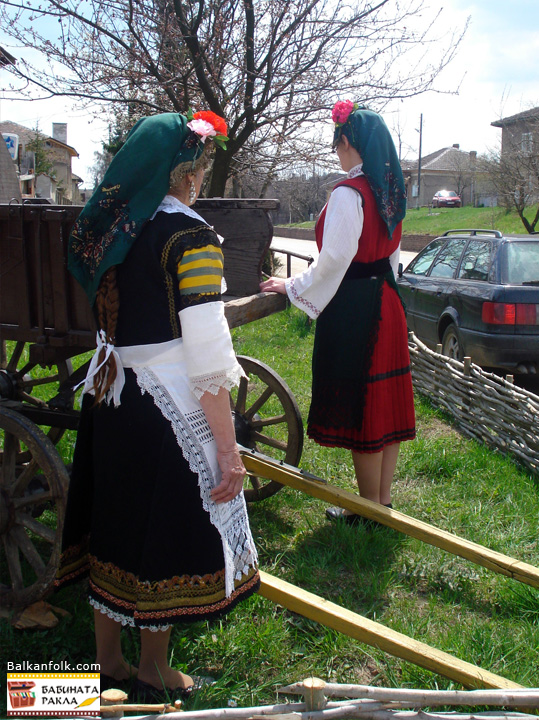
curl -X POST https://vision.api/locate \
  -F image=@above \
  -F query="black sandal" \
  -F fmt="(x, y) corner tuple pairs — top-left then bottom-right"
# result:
(325, 504), (393, 528)
(325, 506), (364, 525)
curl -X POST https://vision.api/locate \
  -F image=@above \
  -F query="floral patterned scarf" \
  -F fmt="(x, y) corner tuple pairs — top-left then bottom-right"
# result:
(332, 104), (406, 240)
(68, 112), (210, 305)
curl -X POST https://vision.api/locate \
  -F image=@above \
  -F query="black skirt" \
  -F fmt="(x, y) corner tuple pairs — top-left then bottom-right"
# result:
(56, 371), (259, 629)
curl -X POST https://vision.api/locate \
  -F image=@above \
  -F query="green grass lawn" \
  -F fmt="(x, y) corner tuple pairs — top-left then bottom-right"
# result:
(285, 204), (539, 237)
(2, 308), (539, 714)
(402, 205), (538, 237)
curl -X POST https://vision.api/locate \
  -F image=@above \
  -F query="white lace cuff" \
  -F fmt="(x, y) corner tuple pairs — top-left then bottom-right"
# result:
(189, 362), (245, 400)
(285, 275), (321, 319)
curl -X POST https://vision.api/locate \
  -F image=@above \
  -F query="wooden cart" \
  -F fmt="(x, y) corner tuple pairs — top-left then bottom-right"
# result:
(0, 199), (303, 610)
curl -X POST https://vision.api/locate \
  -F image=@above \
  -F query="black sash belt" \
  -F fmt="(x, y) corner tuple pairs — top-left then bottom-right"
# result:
(344, 257), (391, 279)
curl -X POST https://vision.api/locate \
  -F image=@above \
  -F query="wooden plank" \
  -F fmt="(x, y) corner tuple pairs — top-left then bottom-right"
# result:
(241, 453), (539, 589)
(45, 217), (70, 334)
(41, 207), (80, 223)
(26, 207), (46, 337)
(225, 292), (287, 328)
(1, 201), (280, 340)
(258, 571), (523, 690)
(0, 206), (33, 334)
(196, 205), (274, 296)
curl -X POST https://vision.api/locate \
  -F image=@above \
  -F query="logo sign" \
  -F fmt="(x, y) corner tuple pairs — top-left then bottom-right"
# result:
(7, 673), (100, 717)
(2, 133), (19, 161)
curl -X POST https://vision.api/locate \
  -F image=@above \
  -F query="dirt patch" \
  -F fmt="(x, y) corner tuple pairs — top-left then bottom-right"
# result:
(416, 416), (461, 442)
(354, 658), (383, 685)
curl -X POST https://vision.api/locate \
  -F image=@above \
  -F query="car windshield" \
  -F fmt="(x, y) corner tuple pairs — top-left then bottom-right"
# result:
(438, 191), (458, 197)
(501, 241), (539, 284)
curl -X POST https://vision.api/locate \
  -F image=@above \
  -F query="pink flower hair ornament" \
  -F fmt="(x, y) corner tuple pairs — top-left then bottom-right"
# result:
(332, 100), (358, 126)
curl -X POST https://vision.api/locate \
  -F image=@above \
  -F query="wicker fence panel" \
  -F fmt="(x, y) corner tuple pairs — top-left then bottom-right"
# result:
(408, 333), (539, 476)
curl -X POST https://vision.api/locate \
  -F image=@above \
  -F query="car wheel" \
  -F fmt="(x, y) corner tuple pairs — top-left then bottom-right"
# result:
(441, 324), (464, 361)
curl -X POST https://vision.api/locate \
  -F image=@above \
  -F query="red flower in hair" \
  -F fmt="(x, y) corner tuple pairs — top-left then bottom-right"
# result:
(192, 110), (228, 137)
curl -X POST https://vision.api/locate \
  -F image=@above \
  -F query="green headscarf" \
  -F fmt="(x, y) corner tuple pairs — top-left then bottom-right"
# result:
(68, 112), (205, 304)
(333, 106), (406, 239)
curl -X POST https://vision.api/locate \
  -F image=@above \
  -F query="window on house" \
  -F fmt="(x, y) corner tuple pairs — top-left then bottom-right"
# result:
(521, 132), (533, 155)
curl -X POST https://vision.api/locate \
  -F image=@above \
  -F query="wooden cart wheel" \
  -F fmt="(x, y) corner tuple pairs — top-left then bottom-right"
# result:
(232, 356), (303, 502)
(0, 405), (69, 609)
(0, 341), (74, 450)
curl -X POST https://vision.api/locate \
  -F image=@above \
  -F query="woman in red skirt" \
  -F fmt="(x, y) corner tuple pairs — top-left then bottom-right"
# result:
(260, 102), (415, 523)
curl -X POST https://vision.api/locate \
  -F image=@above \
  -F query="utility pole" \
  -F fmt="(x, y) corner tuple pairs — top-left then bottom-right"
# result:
(416, 113), (423, 209)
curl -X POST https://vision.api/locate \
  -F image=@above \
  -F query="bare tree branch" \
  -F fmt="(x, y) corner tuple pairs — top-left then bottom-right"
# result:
(0, 0), (467, 195)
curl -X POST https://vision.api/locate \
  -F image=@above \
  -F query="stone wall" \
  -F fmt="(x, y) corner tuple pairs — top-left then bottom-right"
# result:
(273, 226), (315, 240)
(401, 234), (436, 252)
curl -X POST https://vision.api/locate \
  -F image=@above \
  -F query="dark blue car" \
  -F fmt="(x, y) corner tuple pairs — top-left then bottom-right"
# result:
(397, 229), (539, 375)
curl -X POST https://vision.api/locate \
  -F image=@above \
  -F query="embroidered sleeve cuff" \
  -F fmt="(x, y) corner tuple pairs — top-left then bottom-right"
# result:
(285, 276), (321, 319)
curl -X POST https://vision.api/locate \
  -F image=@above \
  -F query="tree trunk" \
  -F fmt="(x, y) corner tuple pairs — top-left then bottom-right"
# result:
(208, 147), (232, 197)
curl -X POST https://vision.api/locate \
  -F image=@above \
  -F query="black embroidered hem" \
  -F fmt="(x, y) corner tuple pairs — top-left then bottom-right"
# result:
(308, 426), (416, 453)
(86, 556), (260, 628)
(57, 545), (260, 628)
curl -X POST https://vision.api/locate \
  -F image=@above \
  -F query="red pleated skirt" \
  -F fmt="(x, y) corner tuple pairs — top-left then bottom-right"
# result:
(308, 281), (416, 453)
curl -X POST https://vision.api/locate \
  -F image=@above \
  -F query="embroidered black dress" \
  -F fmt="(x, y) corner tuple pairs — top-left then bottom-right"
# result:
(56, 207), (259, 629)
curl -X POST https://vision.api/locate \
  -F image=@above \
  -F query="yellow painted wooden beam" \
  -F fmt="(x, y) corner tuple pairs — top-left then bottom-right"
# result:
(242, 452), (539, 588)
(258, 571), (523, 690)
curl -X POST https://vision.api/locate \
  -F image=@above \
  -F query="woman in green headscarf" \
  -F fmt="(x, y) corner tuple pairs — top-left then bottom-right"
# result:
(261, 102), (415, 524)
(56, 112), (259, 701)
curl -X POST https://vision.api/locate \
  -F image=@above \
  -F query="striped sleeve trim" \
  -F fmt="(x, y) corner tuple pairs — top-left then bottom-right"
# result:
(177, 245), (223, 295)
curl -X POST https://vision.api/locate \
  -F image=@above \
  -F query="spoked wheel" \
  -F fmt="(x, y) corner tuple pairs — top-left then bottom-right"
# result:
(0, 341), (74, 450)
(0, 406), (69, 609)
(232, 356), (303, 502)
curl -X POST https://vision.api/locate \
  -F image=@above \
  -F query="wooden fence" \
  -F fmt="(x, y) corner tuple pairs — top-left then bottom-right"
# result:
(408, 333), (539, 476)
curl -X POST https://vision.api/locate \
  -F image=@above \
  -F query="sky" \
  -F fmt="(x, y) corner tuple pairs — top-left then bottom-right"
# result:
(387, 0), (539, 162)
(1, 0), (538, 186)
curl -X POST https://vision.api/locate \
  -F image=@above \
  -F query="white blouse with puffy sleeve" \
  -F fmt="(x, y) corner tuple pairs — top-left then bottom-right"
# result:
(285, 182), (364, 319)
